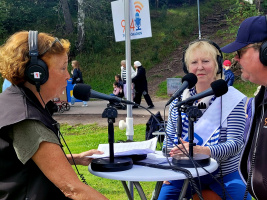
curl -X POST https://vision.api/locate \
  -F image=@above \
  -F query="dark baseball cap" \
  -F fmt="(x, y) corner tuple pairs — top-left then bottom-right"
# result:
(221, 16), (267, 53)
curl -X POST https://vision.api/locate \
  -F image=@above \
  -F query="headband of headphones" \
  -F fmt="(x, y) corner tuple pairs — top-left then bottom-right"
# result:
(28, 31), (39, 63)
(182, 39), (223, 75)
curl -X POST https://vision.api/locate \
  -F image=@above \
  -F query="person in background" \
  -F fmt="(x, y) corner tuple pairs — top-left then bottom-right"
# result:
(0, 31), (107, 200)
(132, 61), (155, 109)
(120, 59), (136, 99)
(70, 60), (88, 107)
(2, 78), (12, 92)
(115, 74), (123, 88)
(110, 81), (123, 98)
(223, 59), (235, 86)
(221, 15), (267, 199)
(158, 40), (249, 200)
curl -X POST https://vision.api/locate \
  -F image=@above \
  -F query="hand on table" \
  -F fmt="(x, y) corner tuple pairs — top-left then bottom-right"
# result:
(169, 139), (211, 157)
(69, 149), (104, 166)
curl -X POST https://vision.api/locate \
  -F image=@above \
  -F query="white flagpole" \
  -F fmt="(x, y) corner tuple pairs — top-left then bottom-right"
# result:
(124, 0), (134, 198)
(124, 1), (134, 140)
(197, 0), (201, 39)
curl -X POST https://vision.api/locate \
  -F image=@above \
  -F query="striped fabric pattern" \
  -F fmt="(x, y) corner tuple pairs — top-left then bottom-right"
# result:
(163, 87), (246, 176)
(121, 68), (127, 82)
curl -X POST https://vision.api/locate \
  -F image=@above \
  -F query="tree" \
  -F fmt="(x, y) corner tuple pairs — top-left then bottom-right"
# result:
(76, 0), (85, 51)
(255, 0), (261, 11)
(60, 0), (74, 34)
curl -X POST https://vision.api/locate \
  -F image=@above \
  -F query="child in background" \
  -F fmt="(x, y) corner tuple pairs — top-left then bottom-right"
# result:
(223, 60), (235, 86)
(110, 81), (123, 97)
(115, 74), (123, 89)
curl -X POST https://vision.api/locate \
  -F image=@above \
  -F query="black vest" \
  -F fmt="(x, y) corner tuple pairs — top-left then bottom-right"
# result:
(240, 86), (267, 199)
(0, 85), (69, 200)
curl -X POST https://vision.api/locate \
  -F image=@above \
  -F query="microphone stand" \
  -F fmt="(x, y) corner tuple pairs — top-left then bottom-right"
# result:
(176, 97), (183, 144)
(163, 97), (183, 157)
(172, 105), (210, 168)
(91, 103), (133, 172)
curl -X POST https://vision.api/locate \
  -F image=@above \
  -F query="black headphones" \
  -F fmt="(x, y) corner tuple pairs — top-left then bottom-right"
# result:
(259, 16), (267, 66)
(182, 39), (223, 75)
(25, 30), (49, 92)
(260, 41), (267, 66)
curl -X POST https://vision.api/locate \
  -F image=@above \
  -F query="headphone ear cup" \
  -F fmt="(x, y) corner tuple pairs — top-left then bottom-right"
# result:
(208, 41), (223, 75)
(182, 51), (189, 74)
(25, 59), (49, 85)
(260, 41), (267, 66)
(216, 55), (223, 74)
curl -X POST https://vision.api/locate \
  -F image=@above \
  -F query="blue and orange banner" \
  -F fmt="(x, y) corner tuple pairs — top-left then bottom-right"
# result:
(111, 0), (152, 42)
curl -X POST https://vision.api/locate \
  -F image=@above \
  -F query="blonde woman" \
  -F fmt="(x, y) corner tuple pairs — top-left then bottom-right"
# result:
(159, 40), (249, 200)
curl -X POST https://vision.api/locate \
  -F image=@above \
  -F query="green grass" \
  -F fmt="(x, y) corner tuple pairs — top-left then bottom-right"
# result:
(61, 122), (256, 200)
(232, 79), (259, 98)
(61, 123), (162, 200)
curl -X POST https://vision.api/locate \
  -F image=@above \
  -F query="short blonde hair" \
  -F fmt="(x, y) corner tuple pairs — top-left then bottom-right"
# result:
(184, 41), (222, 80)
(0, 31), (70, 85)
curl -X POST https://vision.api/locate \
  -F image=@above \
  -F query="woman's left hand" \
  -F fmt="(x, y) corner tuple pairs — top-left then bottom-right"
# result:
(71, 149), (104, 166)
(169, 139), (211, 157)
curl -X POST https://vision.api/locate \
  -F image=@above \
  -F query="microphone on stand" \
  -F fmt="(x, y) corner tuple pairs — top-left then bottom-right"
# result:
(74, 83), (134, 172)
(167, 73), (197, 146)
(165, 73), (198, 106)
(172, 79), (228, 168)
(175, 79), (228, 108)
(73, 83), (138, 106)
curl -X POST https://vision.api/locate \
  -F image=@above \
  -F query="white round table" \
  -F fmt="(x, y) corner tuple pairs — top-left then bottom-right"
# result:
(89, 152), (218, 200)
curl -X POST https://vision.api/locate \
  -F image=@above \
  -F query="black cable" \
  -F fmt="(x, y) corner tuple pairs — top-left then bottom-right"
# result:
(58, 129), (88, 185)
(133, 161), (204, 200)
(121, 94), (231, 199)
(166, 104), (202, 199)
(28, 88), (88, 185)
(219, 95), (226, 200)
(169, 106), (201, 177)
(243, 103), (264, 200)
(162, 97), (233, 200)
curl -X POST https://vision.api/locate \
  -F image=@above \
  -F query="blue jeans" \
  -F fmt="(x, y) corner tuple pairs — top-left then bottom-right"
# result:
(71, 95), (87, 105)
(158, 170), (251, 200)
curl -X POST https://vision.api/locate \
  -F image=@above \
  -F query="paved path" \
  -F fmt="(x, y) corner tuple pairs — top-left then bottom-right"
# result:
(53, 100), (170, 126)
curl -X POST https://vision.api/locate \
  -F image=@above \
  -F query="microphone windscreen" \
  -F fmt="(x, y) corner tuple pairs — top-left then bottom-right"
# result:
(73, 83), (91, 101)
(182, 73), (198, 89)
(210, 79), (228, 97)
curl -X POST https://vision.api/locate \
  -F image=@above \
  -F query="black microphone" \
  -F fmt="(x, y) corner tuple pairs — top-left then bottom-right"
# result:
(165, 73), (198, 106)
(175, 79), (228, 108)
(73, 84), (137, 105)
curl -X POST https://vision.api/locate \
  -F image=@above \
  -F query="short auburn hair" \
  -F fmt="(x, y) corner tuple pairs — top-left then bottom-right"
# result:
(0, 31), (70, 85)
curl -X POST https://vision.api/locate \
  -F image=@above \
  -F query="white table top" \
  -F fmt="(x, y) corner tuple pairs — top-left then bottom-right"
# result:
(89, 151), (218, 182)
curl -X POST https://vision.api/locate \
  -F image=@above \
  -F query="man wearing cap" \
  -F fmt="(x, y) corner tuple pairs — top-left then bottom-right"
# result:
(223, 60), (235, 86)
(221, 15), (267, 199)
(132, 61), (155, 109)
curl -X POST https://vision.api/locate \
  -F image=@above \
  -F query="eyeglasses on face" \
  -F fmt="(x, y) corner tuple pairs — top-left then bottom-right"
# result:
(236, 44), (258, 59)
(40, 37), (63, 55)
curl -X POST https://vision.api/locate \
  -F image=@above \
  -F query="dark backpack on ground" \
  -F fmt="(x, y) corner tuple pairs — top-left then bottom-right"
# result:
(145, 111), (165, 142)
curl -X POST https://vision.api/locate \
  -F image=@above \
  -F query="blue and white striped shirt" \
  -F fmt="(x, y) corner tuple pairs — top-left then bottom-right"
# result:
(163, 87), (246, 176)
